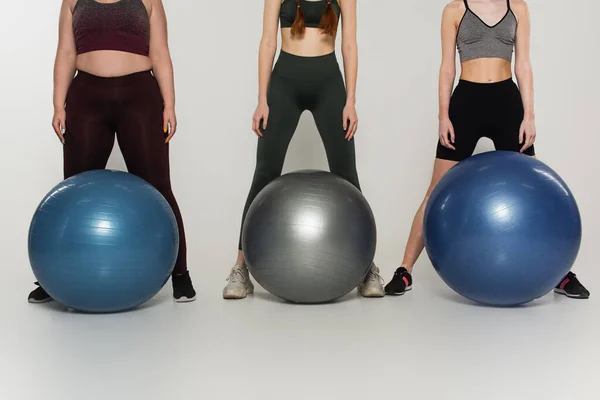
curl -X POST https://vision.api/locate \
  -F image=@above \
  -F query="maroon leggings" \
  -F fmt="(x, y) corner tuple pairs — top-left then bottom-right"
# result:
(64, 70), (187, 275)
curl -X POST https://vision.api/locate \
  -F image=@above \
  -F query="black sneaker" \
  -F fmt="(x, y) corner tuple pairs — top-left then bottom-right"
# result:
(28, 282), (53, 303)
(172, 271), (196, 302)
(384, 267), (413, 296)
(555, 271), (590, 299)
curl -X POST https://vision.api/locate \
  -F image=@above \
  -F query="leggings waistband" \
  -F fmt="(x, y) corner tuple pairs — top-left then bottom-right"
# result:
(457, 78), (516, 88)
(75, 70), (154, 86)
(456, 78), (518, 96)
(273, 51), (340, 80)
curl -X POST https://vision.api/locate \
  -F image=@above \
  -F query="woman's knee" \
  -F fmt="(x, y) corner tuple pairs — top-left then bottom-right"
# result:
(419, 158), (457, 208)
(144, 178), (174, 200)
(252, 161), (283, 186)
(424, 182), (437, 199)
(328, 158), (359, 184)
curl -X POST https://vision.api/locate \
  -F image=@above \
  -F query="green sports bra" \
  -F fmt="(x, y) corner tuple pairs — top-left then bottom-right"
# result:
(280, 0), (341, 29)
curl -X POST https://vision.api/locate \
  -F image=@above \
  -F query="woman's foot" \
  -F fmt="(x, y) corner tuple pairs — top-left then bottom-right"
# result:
(384, 267), (413, 296)
(172, 271), (197, 302)
(223, 264), (254, 299)
(555, 271), (590, 299)
(27, 282), (53, 303)
(357, 264), (385, 297)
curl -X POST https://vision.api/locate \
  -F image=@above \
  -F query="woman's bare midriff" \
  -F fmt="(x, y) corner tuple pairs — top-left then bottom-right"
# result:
(76, 51), (153, 77)
(460, 58), (513, 83)
(280, 27), (336, 56)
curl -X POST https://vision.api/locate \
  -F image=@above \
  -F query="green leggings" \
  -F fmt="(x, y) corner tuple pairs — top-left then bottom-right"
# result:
(238, 51), (361, 249)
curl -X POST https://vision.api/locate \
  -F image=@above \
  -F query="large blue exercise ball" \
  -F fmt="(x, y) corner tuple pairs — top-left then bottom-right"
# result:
(424, 151), (582, 306)
(242, 170), (377, 304)
(28, 170), (179, 313)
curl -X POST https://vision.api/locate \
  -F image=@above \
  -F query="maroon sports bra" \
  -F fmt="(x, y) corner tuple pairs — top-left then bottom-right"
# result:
(72, 0), (150, 57)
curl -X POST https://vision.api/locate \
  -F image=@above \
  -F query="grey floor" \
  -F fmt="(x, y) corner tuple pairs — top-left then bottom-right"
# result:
(3, 263), (598, 400)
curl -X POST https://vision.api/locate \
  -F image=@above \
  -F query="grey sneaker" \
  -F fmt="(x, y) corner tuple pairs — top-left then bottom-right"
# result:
(358, 263), (385, 297)
(223, 264), (254, 299)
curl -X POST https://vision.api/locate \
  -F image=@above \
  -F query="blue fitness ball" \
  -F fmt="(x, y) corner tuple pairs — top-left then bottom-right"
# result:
(424, 151), (582, 306)
(28, 170), (179, 313)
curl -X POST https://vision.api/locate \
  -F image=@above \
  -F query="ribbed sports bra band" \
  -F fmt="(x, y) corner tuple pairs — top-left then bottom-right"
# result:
(296, 0), (333, 5)
(295, 0), (333, 6)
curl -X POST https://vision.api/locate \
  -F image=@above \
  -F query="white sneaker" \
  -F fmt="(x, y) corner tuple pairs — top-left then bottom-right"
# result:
(358, 263), (385, 298)
(223, 264), (254, 299)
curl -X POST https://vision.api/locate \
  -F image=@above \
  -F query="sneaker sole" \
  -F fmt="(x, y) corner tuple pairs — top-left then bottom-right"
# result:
(359, 289), (386, 298)
(28, 298), (54, 304)
(554, 289), (589, 299)
(174, 296), (197, 303)
(223, 286), (254, 300)
(223, 291), (247, 299)
(361, 293), (386, 298)
(385, 286), (413, 296)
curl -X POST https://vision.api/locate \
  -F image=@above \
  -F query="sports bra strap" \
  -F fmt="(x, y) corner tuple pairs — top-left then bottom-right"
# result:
(507, 0), (511, 10)
(463, 0), (470, 10)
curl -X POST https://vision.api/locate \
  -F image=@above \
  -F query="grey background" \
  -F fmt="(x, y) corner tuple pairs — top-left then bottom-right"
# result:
(2, 0), (597, 279)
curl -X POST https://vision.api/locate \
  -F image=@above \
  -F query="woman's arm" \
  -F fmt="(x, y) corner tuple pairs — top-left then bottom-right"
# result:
(148, 0), (177, 142)
(340, 0), (357, 106)
(339, 0), (358, 140)
(438, 1), (462, 150)
(252, 0), (281, 137)
(52, 0), (77, 142)
(513, 0), (536, 151)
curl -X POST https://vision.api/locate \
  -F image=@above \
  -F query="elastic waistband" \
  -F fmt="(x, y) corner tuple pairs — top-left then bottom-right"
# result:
(75, 70), (154, 86)
(273, 51), (340, 80)
(279, 50), (337, 61)
(458, 78), (516, 88)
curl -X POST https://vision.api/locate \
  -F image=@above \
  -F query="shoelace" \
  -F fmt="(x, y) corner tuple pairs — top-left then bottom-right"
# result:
(227, 267), (247, 283)
(367, 268), (384, 284)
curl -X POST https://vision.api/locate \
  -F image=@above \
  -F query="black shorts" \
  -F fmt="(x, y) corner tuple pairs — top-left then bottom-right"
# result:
(436, 79), (535, 161)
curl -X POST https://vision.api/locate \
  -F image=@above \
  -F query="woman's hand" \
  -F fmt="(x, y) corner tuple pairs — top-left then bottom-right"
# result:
(252, 102), (269, 138)
(52, 107), (66, 144)
(163, 107), (177, 143)
(519, 118), (536, 152)
(438, 118), (455, 150)
(343, 103), (358, 141)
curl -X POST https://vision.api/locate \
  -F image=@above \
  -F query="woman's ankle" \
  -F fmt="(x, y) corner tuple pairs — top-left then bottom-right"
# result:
(236, 250), (245, 266)
(401, 264), (414, 274)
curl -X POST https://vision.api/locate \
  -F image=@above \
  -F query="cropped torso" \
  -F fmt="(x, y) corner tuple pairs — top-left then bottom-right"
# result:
(457, 0), (516, 83)
(280, 0), (341, 57)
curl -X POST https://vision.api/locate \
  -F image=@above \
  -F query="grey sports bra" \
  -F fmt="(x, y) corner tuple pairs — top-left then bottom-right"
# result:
(456, 0), (517, 63)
